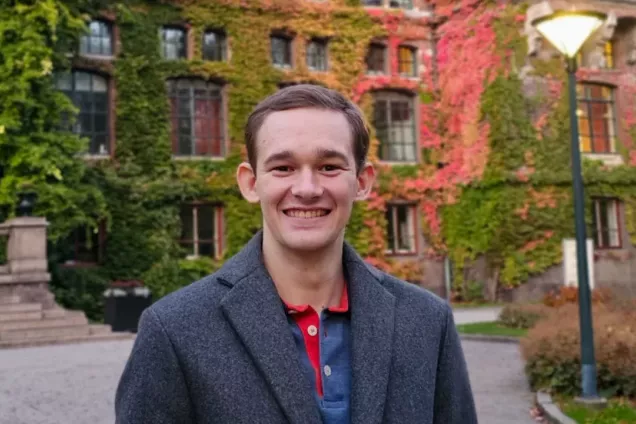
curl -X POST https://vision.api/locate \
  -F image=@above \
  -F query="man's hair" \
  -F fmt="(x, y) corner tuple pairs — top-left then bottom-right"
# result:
(244, 84), (370, 174)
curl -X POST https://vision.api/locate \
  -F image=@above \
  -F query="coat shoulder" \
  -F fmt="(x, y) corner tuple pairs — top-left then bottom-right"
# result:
(145, 272), (228, 324)
(378, 271), (452, 324)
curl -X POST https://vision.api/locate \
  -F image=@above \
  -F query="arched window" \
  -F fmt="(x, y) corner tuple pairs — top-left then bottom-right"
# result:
(55, 71), (110, 155)
(577, 83), (617, 154)
(373, 91), (417, 161)
(80, 20), (112, 56)
(167, 79), (224, 157)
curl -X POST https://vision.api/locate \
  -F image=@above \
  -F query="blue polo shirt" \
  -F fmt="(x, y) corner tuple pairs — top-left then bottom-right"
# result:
(283, 284), (351, 424)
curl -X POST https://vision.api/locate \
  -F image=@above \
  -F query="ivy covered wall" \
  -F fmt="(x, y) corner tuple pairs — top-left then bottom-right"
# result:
(2, 0), (636, 318)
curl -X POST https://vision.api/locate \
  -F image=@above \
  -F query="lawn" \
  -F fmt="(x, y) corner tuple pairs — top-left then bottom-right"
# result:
(560, 397), (636, 423)
(455, 321), (528, 337)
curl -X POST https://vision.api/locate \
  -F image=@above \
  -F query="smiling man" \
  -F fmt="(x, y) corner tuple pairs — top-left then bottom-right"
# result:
(115, 85), (477, 424)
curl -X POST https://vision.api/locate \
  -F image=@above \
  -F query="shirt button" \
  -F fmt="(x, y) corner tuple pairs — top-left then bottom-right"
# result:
(307, 325), (318, 336)
(324, 365), (332, 377)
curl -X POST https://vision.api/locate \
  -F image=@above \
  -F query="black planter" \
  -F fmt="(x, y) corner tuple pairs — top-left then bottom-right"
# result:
(103, 285), (152, 333)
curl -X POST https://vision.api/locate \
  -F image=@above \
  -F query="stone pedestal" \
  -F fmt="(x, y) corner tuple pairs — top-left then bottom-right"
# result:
(0, 217), (54, 309)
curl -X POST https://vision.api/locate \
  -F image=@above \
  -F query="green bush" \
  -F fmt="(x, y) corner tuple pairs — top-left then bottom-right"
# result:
(143, 256), (220, 300)
(520, 304), (636, 399)
(49, 266), (110, 322)
(498, 303), (550, 329)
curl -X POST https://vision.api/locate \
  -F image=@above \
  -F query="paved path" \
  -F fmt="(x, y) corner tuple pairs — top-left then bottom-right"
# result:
(453, 306), (503, 325)
(0, 335), (536, 424)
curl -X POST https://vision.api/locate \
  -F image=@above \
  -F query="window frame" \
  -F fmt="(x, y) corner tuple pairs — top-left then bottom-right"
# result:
(55, 70), (111, 156)
(79, 19), (113, 58)
(179, 202), (224, 259)
(362, 0), (413, 8)
(160, 26), (188, 60)
(366, 42), (388, 75)
(167, 78), (226, 158)
(373, 91), (418, 163)
(397, 45), (418, 77)
(202, 29), (227, 62)
(385, 203), (418, 256)
(306, 38), (328, 71)
(576, 83), (618, 154)
(270, 33), (293, 68)
(592, 198), (622, 249)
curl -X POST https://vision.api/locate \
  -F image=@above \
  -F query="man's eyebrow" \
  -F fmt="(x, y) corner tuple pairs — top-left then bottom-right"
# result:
(262, 150), (293, 167)
(262, 148), (350, 166)
(315, 148), (350, 164)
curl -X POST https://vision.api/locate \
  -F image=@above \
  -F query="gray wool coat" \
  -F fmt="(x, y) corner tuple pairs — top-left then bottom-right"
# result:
(115, 232), (478, 424)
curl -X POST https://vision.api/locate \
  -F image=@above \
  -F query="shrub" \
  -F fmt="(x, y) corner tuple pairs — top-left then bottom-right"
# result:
(142, 256), (220, 300)
(542, 286), (614, 308)
(498, 303), (551, 329)
(49, 266), (110, 322)
(520, 304), (636, 399)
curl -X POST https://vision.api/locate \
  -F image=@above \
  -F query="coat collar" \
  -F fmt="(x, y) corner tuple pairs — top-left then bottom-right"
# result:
(218, 231), (396, 424)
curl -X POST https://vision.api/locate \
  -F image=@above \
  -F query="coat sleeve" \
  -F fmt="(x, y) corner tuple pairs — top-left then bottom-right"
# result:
(433, 305), (478, 424)
(115, 307), (194, 423)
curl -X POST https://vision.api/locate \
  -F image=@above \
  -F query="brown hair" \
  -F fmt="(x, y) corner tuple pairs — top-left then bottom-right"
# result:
(244, 84), (370, 174)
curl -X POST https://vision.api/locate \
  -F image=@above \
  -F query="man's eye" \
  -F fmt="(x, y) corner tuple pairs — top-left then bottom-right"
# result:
(272, 166), (291, 172)
(322, 165), (340, 172)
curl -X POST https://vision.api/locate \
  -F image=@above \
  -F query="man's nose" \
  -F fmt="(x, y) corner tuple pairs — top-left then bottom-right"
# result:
(290, 168), (323, 199)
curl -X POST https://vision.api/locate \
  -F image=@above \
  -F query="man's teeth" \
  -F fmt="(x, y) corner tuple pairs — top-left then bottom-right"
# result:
(286, 210), (328, 218)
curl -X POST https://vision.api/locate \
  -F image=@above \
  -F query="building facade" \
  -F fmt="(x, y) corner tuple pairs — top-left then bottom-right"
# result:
(8, 0), (636, 308)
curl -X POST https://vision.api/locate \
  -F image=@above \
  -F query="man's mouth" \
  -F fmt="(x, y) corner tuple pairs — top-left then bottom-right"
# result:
(283, 209), (331, 219)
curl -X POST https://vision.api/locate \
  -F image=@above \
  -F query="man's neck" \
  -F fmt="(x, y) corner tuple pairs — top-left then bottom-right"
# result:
(262, 232), (346, 314)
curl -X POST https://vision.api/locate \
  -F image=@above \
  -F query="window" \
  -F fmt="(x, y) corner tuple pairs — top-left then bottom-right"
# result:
(161, 27), (187, 60)
(80, 20), (112, 56)
(202, 30), (226, 61)
(389, 0), (413, 9)
(577, 84), (617, 154)
(373, 92), (417, 161)
(592, 198), (621, 248)
(271, 35), (292, 68)
(307, 38), (327, 71)
(64, 224), (105, 265)
(168, 79), (224, 157)
(398, 45), (417, 77)
(55, 71), (110, 155)
(362, 0), (412, 7)
(385, 204), (417, 255)
(180, 203), (223, 258)
(366, 43), (387, 74)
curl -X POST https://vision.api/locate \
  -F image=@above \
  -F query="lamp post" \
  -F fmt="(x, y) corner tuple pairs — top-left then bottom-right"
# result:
(532, 10), (605, 403)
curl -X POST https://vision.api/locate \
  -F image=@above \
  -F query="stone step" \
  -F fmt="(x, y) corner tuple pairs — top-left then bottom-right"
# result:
(0, 303), (42, 314)
(0, 323), (91, 341)
(0, 310), (43, 322)
(0, 315), (88, 331)
(0, 332), (135, 349)
(42, 308), (68, 319)
(0, 295), (21, 305)
(89, 324), (113, 336)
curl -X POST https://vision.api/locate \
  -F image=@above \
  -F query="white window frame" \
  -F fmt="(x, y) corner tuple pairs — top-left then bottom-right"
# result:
(181, 204), (224, 259)
(385, 204), (417, 255)
(592, 198), (621, 249)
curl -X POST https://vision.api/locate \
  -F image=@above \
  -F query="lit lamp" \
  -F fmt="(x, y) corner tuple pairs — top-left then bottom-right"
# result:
(532, 10), (606, 405)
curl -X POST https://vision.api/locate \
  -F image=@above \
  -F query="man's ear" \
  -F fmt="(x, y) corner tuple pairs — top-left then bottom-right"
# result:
(237, 162), (260, 203)
(355, 162), (376, 201)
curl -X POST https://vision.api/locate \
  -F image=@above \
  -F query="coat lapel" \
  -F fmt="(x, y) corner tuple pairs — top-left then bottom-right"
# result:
(345, 246), (396, 424)
(218, 235), (322, 424)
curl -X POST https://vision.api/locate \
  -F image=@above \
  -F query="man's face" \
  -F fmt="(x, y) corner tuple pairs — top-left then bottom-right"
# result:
(237, 108), (374, 254)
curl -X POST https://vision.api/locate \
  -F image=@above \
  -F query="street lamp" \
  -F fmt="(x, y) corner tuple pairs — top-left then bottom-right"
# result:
(532, 10), (606, 403)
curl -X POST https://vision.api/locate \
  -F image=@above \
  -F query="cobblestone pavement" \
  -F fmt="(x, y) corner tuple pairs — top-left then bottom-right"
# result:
(0, 336), (535, 424)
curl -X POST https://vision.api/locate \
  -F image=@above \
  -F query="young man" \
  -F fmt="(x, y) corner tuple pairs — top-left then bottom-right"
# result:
(115, 85), (477, 424)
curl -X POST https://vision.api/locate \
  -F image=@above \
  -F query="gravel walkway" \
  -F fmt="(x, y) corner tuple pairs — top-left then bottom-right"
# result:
(0, 335), (536, 424)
